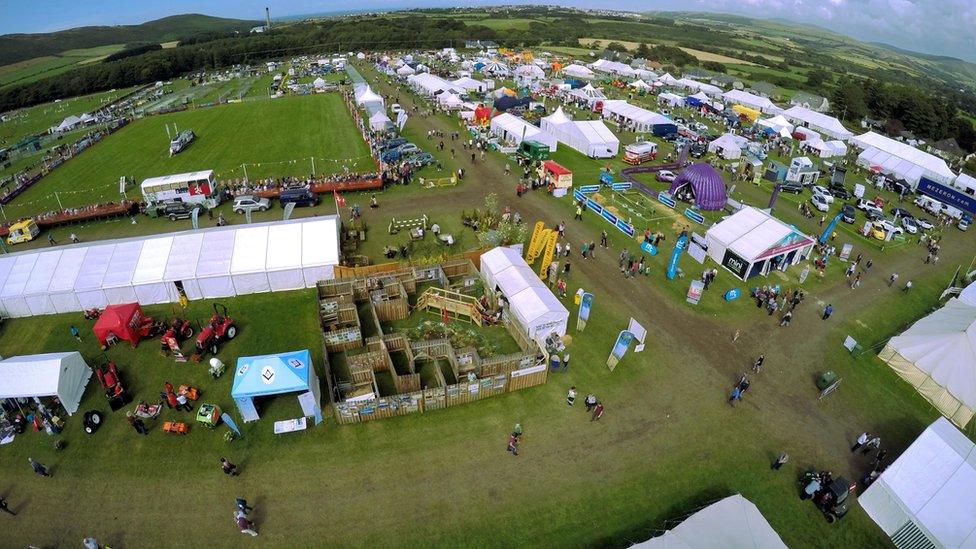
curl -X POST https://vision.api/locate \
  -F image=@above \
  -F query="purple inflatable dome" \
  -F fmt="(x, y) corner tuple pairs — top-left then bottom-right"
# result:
(668, 163), (728, 211)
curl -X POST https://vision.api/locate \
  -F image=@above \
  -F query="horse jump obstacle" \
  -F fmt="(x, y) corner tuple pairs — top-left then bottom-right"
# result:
(389, 214), (428, 235)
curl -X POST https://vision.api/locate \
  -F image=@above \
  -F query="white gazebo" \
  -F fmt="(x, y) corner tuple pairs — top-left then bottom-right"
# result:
(562, 64), (595, 80)
(479, 247), (568, 346)
(860, 417), (976, 548)
(705, 206), (816, 280)
(0, 352), (92, 415)
(879, 297), (976, 428)
(540, 107), (619, 158)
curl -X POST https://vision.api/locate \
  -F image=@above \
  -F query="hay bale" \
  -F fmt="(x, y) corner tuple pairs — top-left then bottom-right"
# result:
(592, 192), (605, 204)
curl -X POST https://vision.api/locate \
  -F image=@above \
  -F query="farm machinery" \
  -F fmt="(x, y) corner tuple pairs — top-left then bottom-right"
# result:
(93, 357), (128, 411)
(192, 304), (237, 361)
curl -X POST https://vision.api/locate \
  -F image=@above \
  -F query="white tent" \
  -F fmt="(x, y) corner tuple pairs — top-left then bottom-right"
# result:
(960, 282), (976, 307)
(591, 59), (637, 77)
(407, 73), (464, 97)
(756, 114), (794, 138)
(437, 92), (463, 109)
(562, 64), (595, 79)
(601, 100), (674, 134)
(0, 217), (340, 318)
(658, 92), (684, 107)
(706, 206), (815, 280)
(879, 298), (976, 428)
(479, 247), (568, 345)
(312, 77), (327, 89)
(515, 64), (545, 80)
(708, 133), (749, 160)
(804, 138), (848, 158)
(0, 352), (92, 415)
(354, 86), (384, 108)
(860, 417), (976, 548)
(396, 65), (416, 76)
(541, 108), (619, 158)
(489, 113), (557, 150)
(722, 89), (779, 113)
(569, 83), (606, 107)
(852, 131), (956, 188)
(657, 73), (680, 86)
(629, 79), (653, 91)
(452, 76), (487, 93)
(369, 111), (392, 131)
(781, 106), (852, 140)
(633, 494), (787, 548)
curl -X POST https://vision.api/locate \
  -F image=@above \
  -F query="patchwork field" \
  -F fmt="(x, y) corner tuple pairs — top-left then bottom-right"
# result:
(4, 93), (374, 217)
(0, 45), (127, 89)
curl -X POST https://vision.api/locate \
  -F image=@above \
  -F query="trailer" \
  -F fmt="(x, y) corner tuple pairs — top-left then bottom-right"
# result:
(169, 130), (195, 156)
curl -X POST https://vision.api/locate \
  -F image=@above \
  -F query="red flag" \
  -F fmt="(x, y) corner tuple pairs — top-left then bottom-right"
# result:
(441, 307), (449, 324)
(334, 190), (346, 208)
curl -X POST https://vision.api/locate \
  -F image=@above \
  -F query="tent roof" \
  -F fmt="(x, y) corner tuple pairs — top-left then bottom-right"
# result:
(48, 247), (88, 293)
(140, 170), (213, 190)
(886, 298), (976, 409)
(633, 494), (787, 548)
(0, 352), (87, 402)
(707, 206), (814, 261)
(860, 417), (976, 548)
(852, 131), (954, 183)
(1, 253), (37, 299)
(960, 282), (976, 307)
(22, 250), (61, 296)
(602, 100), (673, 126)
(131, 237), (173, 285)
(722, 89), (777, 112)
(781, 106), (852, 139)
(480, 246), (568, 328)
(232, 349), (312, 398)
(542, 106), (572, 126)
(669, 163), (728, 211)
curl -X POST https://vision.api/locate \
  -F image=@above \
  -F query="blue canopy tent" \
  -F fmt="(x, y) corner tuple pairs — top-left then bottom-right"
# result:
(231, 350), (322, 424)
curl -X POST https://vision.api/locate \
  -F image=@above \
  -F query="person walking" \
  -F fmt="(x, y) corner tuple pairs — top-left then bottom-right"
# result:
(236, 497), (253, 514)
(728, 385), (742, 406)
(48, 233), (57, 246)
(903, 280), (913, 293)
(600, 230), (608, 248)
(851, 432), (869, 452)
(872, 448), (888, 468)
(28, 457), (51, 477)
(0, 495), (15, 516)
(566, 386), (577, 406)
(236, 511), (258, 537)
(888, 273), (898, 287)
(70, 233), (80, 244)
(584, 393), (598, 412)
(772, 452), (789, 471)
(732, 329), (740, 343)
(779, 310), (793, 327)
(564, 242), (571, 257)
(69, 325), (82, 342)
(507, 432), (519, 456)
(591, 402), (604, 421)
(514, 423), (523, 438)
(563, 259), (571, 278)
(561, 352), (570, 373)
(221, 458), (240, 476)
(753, 355), (765, 373)
(822, 304), (833, 320)
(574, 204), (583, 221)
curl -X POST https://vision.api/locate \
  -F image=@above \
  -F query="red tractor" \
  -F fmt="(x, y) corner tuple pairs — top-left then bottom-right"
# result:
(93, 358), (128, 411)
(193, 304), (237, 361)
(159, 317), (194, 354)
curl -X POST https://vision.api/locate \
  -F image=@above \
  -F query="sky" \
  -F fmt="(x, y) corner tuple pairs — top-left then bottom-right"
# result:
(3, 0), (974, 63)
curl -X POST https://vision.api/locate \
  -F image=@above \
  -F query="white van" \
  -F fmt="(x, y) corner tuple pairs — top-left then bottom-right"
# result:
(913, 196), (944, 216)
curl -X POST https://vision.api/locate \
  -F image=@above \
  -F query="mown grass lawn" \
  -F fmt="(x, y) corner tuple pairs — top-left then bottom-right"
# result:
(4, 93), (374, 218)
(0, 88), (136, 147)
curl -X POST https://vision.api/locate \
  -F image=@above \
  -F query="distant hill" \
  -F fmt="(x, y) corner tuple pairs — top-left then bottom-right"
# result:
(646, 11), (976, 91)
(0, 14), (259, 66)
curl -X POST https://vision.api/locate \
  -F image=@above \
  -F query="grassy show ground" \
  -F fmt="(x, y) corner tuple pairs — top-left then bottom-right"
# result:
(0, 61), (974, 547)
(3, 93), (374, 218)
(0, 88), (137, 149)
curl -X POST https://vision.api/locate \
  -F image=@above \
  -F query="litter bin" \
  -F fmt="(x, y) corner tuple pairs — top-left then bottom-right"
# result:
(817, 371), (838, 391)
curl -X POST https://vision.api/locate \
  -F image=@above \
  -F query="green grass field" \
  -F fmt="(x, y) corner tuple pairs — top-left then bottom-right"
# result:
(0, 45), (126, 89)
(4, 93), (374, 217)
(0, 87), (136, 148)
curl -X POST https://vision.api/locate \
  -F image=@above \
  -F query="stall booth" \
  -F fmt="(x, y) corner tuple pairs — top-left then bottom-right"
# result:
(705, 206), (815, 280)
(93, 302), (148, 347)
(539, 161), (573, 189)
(0, 352), (92, 415)
(232, 349), (322, 424)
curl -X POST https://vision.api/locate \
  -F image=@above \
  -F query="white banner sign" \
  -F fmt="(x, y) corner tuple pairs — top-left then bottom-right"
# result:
(510, 364), (546, 378)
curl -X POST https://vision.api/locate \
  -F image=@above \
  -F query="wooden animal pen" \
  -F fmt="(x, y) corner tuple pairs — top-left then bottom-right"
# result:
(319, 258), (548, 425)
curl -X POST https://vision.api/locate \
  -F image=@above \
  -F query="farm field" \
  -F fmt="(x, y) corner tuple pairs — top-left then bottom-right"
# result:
(578, 38), (757, 66)
(0, 45), (127, 89)
(3, 93), (374, 217)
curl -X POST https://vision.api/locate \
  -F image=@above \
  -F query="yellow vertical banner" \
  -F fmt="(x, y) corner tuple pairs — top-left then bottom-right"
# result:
(526, 221), (547, 263)
(538, 230), (558, 278)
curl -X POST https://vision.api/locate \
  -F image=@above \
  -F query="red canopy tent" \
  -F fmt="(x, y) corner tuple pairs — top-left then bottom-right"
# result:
(93, 303), (146, 347)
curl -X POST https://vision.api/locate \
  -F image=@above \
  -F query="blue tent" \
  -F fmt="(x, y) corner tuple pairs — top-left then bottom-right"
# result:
(231, 349), (322, 424)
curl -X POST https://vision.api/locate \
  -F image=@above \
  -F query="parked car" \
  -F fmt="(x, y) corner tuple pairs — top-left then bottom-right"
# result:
(890, 207), (913, 219)
(916, 218), (934, 231)
(692, 122), (708, 132)
(380, 138), (407, 151)
(779, 181), (804, 194)
(232, 195), (270, 214)
(810, 194), (830, 212)
(656, 170), (676, 182)
(390, 103), (404, 115)
(811, 185), (834, 203)
(829, 185), (851, 200)
(380, 149), (402, 163)
(662, 132), (679, 142)
(279, 187), (320, 208)
(689, 144), (707, 158)
(396, 143), (420, 156)
(960, 218), (971, 231)
(877, 219), (904, 236)
(407, 152), (434, 167)
(160, 201), (197, 221)
(900, 216), (918, 234)
(865, 208), (884, 221)
(841, 204), (856, 223)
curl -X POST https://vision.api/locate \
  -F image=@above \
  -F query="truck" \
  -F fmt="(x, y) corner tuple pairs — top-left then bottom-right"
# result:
(6, 219), (40, 245)
(623, 141), (657, 165)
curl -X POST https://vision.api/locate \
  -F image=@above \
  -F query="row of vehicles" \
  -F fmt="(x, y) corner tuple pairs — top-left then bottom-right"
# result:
(378, 137), (433, 168)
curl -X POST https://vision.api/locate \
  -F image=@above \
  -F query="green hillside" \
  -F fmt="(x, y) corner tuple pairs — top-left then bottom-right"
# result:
(0, 14), (259, 66)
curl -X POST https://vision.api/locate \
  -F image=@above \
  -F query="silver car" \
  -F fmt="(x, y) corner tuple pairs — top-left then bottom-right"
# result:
(232, 195), (270, 214)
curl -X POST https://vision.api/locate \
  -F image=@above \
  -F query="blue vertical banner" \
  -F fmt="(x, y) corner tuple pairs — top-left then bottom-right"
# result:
(606, 330), (635, 372)
(577, 292), (594, 331)
(667, 235), (688, 280)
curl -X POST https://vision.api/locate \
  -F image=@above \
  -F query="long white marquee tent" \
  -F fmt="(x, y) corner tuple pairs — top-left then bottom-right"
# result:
(480, 246), (568, 346)
(722, 89), (781, 114)
(781, 105), (853, 140)
(489, 113), (557, 150)
(602, 100), (674, 133)
(0, 217), (340, 318)
(851, 131), (956, 187)
(860, 417), (976, 549)
(540, 107), (619, 158)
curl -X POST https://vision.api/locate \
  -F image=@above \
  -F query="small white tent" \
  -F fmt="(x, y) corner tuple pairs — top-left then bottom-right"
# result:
(396, 65), (416, 76)
(479, 247), (568, 345)
(632, 494), (787, 548)
(0, 352), (92, 415)
(312, 77), (327, 89)
(489, 113), (558, 150)
(708, 133), (749, 160)
(860, 417), (976, 549)
(879, 297), (976, 428)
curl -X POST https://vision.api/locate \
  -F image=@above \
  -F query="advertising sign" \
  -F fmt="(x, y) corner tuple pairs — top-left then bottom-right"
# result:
(577, 292), (594, 331)
(799, 265), (811, 284)
(657, 191), (676, 208)
(640, 240), (658, 255)
(667, 235), (688, 280)
(606, 330), (635, 372)
(687, 280), (705, 305)
(688, 241), (707, 264)
(839, 243), (853, 262)
(721, 249), (749, 279)
(684, 208), (705, 224)
(918, 177), (976, 215)
(724, 288), (741, 301)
